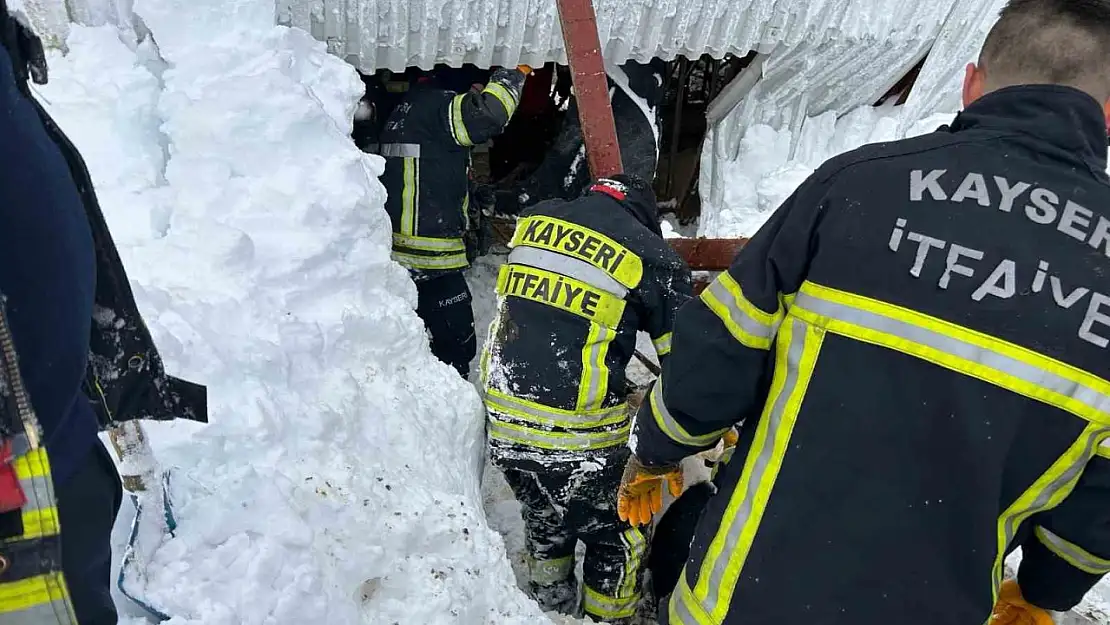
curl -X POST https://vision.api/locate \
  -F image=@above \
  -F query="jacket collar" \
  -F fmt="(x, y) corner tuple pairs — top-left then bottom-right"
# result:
(949, 85), (1109, 179)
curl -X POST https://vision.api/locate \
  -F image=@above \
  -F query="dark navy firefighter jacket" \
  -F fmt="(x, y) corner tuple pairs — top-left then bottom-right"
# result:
(632, 85), (1110, 625)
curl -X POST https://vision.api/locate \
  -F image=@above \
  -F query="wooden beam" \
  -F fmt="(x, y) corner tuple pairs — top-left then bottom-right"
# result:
(667, 237), (748, 271)
(555, 0), (623, 178)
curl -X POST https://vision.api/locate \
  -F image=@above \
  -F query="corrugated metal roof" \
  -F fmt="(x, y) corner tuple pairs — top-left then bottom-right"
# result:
(278, 0), (961, 72)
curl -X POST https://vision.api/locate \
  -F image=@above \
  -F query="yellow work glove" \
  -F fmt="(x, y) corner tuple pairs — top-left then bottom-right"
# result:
(517, 64), (533, 75)
(617, 455), (683, 527)
(992, 580), (1056, 625)
(722, 427), (739, 449)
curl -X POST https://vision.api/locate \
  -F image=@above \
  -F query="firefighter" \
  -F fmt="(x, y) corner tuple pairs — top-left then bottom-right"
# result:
(481, 174), (692, 623)
(618, 2), (1110, 625)
(378, 64), (529, 378)
(0, 6), (206, 623)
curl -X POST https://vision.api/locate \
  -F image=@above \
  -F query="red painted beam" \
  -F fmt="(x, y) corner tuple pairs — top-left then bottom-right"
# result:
(667, 237), (748, 271)
(555, 0), (623, 178)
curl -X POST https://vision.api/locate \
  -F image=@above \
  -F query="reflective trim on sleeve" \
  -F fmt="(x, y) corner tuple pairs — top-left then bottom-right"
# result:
(484, 388), (628, 429)
(527, 554), (574, 585)
(392, 233), (466, 253)
(583, 584), (640, 620)
(688, 316), (824, 622)
(791, 281), (1110, 426)
(400, 157), (419, 235)
(391, 250), (469, 271)
(618, 527), (648, 599)
(483, 81), (519, 118)
(699, 272), (783, 350)
(1035, 526), (1110, 574)
(652, 332), (673, 357)
(507, 246), (629, 298)
(449, 94), (474, 147)
(487, 415), (631, 451)
(649, 378), (730, 448)
(991, 427), (1109, 602)
(1099, 439), (1110, 460)
(577, 323), (615, 412)
(378, 142), (421, 158)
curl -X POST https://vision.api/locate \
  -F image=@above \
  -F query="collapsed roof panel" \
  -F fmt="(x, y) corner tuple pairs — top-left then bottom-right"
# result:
(276, 0), (965, 72)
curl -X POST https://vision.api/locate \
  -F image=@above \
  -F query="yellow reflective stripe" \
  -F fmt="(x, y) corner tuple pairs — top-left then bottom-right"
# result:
(391, 250), (469, 271)
(527, 554), (574, 585)
(511, 215), (644, 289)
(487, 415), (630, 451)
(19, 506), (61, 540)
(991, 426), (1109, 603)
(483, 81), (519, 118)
(449, 94), (474, 147)
(618, 526), (647, 598)
(649, 378), (729, 448)
(0, 573), (76, 622)
(484, 387), (628, 428)
(653, 332), (673, 357)
(400, 157), (418, 235)
(700, 272), (782, 350)
(691, 316), (824, 622)
(793, 281), (1110, 426)
(392, 233), (465, 252)
(1099, 441), (1110, 460)
(670, 575), (709, 625)
(12, 447), (50, 480)
(583, 584), (639, 620)
(577, 323), (614, 412)
(1035, 526), (1110, 574)
(462, 192), (470, 230)
(496, 264), (626, 328)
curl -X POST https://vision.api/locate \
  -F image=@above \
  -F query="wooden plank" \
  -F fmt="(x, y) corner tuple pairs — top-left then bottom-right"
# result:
(555, 0), (623, 178)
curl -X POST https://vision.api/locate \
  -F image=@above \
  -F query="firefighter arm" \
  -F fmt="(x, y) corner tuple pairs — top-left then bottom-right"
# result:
(1018, 451), (1110, 611)
(446, 67), (526, 147)
(644, 259), (694, 369)
(629, 177), (827, 467)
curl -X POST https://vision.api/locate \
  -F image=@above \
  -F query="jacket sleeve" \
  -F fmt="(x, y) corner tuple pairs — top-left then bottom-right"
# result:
(642, 255), (693, 369)
(1018, 447), (1110, 611)
(629, 175), (829, 467)
(444, 67), (526, 147)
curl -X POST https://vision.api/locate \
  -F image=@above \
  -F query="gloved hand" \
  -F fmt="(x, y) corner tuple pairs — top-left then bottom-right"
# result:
(618, 455), (683, 527)
(722, 427), (739, 449)
(992, 580), (1056, 625)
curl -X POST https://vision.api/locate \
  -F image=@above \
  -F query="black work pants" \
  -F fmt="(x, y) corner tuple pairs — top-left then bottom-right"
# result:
(56, 440), (123, 625)
(499, 448), (648, 623)
(415, 272), (476, 378)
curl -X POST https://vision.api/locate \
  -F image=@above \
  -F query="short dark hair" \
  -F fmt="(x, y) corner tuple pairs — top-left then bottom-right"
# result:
(980, 0), (1110, 100)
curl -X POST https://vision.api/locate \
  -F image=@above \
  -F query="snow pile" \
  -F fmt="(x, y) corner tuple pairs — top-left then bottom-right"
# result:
(700, 105), (955, 238)
(38, 4), (553, 623)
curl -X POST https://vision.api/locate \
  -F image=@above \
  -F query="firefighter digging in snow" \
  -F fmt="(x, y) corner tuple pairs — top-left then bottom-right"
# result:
(618, 1), (1110, 625)
(480, 174), (692, 623)
(377, 65), (530, 378)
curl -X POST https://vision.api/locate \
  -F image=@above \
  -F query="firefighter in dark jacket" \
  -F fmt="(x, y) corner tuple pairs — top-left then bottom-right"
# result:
(481, 175), (692, 623)
(378, 65), (528, 377)
(0, 6), (206, 624)
(619, 2), (1110, 625)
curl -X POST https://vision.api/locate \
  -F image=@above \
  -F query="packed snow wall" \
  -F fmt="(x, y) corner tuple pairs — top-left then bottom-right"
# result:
(31, 0), (561, 622)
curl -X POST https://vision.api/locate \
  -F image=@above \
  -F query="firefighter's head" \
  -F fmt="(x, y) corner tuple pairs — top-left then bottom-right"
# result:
(589, 174), (662, 237)
(968, 0), (1110, 119)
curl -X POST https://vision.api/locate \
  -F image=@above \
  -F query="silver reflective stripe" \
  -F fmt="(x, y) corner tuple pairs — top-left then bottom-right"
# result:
(528, 555), (574, 585)
(18, 473), (53, 513)
(701, 318), (807, 616)
(650, 379), (727, 448)
(379, 142), (421, 158)
(4, 599), (76, 625)
(705, 278), (779, 340)
(1036, 526), (1110, 574)
(580, 324), (614, 411)
(794, 292), (1110, 417)
(392, 233), (465, 252)
(485, 390), (626, 427)
(488, 418), (630, 450)
(618, 527), (647, 597)
(507, 246), (629, 298)
(364, 143), (380, 154)
(652, 333), (673, 356)
(670, 589), (698, 625)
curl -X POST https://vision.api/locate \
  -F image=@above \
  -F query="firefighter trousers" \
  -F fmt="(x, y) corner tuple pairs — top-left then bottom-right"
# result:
(415, 271), (476, 379)
(499, 448), (648, 623)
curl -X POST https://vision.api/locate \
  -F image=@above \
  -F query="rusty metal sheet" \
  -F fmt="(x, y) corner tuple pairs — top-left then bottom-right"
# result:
(668, 237), (748, 271)
(555, 0), (623, 179)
